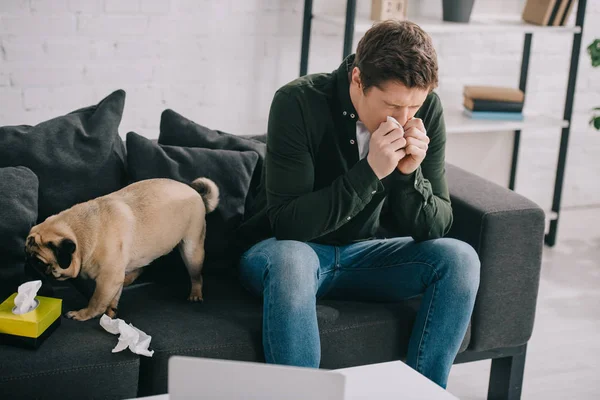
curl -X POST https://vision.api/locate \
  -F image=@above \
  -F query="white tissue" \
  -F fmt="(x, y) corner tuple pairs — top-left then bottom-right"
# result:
(387, 115), (401, 128)
(13, 280), (42, 315)
(100, 314), (154, 357)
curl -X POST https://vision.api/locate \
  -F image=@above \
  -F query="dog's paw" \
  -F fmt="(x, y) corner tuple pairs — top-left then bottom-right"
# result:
(187, 295), (204, 303)
(188, 284), (203, 303)
(105, 307), (118, 319)
(65, 309), (93, 321)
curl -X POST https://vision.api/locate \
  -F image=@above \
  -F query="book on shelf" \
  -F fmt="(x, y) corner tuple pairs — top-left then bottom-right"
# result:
(463, 86), (525, 103)
(555, 0), (576, 26)
(463, 97), (524, 113)
(463, 108), (525, 121)
(547, 0), (566, 25)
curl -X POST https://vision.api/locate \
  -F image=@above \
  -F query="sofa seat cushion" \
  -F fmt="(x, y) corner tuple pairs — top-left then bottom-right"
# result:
(115, 273), (470, 396)
(0, 286), (140, 399)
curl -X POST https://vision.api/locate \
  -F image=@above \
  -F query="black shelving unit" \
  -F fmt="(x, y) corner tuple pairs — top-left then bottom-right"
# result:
(299, 0), (588, 247)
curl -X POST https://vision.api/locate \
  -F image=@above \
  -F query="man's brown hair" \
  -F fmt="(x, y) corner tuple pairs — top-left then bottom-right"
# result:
(353, 20), (438, 92)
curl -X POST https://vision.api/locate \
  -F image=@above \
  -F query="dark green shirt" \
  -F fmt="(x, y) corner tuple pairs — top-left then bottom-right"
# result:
(236, 55), (452, 253)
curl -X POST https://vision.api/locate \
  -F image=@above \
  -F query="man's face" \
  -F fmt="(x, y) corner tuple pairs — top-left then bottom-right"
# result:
(351, 67), (430, 134)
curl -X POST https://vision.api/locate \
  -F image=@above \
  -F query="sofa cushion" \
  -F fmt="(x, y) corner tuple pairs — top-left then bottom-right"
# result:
(114, 273), (470, 396)
(0, 286), (140, 399)
(0, 90), (128, 223)
(125, 131), (259, 270)
(158, 109), (266, 202)
(0, 167), (39, 297)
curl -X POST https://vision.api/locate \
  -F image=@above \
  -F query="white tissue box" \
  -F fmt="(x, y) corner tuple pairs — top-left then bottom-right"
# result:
(0, 293), (62, 349)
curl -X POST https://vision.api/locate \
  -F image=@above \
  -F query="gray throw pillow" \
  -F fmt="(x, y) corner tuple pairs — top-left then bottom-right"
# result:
(158, 109), (266, 202)
(0, 90), (128, 223)
(0, 167), (38, 296)
(126, 131), (259, 271)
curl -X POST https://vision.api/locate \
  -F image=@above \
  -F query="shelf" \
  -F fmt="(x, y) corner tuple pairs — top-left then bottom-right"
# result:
(313, 14), (582, 35)
(443, 106), (569, 135)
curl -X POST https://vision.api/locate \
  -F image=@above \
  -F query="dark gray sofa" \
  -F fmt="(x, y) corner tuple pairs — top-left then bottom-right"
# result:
(0, 90), (545, 399)
(0, 139), (545, 400)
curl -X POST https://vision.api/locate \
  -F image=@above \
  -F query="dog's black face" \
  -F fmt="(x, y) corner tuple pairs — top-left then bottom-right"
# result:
(25, 234), (77, 281)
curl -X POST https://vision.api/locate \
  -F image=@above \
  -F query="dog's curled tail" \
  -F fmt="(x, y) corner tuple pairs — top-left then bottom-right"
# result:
(190, 178), (220, 214)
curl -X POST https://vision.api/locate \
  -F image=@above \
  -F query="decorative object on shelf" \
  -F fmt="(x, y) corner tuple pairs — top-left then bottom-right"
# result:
(370, 0), (407, 21)
(442, 0), (475, 23)
(463, 85), (525, 121)
(522, 0), (576, 26)
(588, 38), (600, 130)
(522, 0), (558, 25)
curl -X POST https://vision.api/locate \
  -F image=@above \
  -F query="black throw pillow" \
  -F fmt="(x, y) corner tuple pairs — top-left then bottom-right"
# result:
(158, 109), (266, 201)
(126, 131), (259, 271)
(0, 167), (38, 297)
(0, 90), (128, 223)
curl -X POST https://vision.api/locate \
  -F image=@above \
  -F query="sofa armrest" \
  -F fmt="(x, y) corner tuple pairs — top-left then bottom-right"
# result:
(446, 163), (545, 352)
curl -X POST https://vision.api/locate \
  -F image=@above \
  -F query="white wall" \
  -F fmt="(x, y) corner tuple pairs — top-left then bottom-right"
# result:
(1, 0), (599, 216)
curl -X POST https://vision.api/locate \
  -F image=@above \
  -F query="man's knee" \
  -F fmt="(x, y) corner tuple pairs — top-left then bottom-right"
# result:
(432, 238), (480, 296)
(246, 238), (320, 301)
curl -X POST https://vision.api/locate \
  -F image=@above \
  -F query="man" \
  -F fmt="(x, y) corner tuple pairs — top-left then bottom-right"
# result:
(235, 20), (480, 389)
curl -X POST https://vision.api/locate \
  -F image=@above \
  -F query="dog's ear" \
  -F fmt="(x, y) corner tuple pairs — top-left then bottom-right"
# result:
(25, 236), (37, 254)
(54, 239), (76, 270)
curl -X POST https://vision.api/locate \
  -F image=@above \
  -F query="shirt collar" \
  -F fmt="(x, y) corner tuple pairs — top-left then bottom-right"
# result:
(336, 54), (359, 122)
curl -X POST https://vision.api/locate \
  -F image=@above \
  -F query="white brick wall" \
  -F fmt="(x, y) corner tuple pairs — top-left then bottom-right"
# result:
(77, 15), (149, 35)
(30, 0), (70, 14)
(103, 0), (140, 14)
(0, 1), (30, 14)
(0, 15), (77, 35)
(8, 64), (85, 87)
(0, 87), (23, 114)
(0, 70), (9, 87)
(0, 0), (599, 217)
(67, 0), (103, 14)
(139, 0), (171, 15)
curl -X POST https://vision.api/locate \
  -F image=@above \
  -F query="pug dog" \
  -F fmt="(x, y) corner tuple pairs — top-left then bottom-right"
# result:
(24, 178), (219, 321)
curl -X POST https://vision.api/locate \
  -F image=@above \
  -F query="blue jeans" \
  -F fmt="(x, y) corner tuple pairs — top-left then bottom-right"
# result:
(238, 236), (480, 388)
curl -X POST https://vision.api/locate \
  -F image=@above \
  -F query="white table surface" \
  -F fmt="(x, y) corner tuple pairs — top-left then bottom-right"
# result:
(335, 361), (457, 399)
(134, 360), (457, 400)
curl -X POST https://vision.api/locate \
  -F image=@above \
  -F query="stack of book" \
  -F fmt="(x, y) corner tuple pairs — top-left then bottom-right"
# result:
(463, 86), (525, 121)
(522, 0), (576, 26)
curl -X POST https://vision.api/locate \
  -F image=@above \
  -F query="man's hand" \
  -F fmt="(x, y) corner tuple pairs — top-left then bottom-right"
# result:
(367, 116), (407, 180)
(397, 118), (429, 176)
